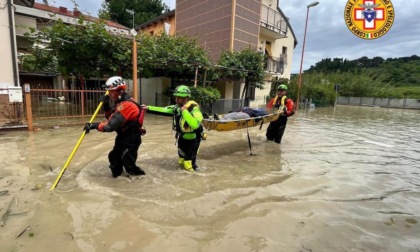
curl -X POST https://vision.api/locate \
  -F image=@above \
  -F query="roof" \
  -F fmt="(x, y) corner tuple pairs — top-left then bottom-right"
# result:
(33, 3), (129, 30)
(136, 9), (175, 30)
(14, 0), (34, 7)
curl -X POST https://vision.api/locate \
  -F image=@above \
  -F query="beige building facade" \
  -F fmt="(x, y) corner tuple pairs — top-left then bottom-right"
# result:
(1, 0), (27, 87)
(1, 0), (129, 90)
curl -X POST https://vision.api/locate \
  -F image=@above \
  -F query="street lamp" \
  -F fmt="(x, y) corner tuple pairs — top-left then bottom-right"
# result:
(126, 9), (139, 102)
(126, 9), (135, 30)
(296, 1), (319, 111)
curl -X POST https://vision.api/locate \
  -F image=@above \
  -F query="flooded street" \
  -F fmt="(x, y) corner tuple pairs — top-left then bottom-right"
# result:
(1, 105), (420, 251)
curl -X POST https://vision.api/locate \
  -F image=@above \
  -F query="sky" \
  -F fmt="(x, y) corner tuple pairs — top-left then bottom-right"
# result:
(37, 0), (419, 73)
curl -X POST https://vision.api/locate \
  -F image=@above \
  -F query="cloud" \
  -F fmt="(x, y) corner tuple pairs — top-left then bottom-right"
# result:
(282, 0), (419, 73)
(39, 0), (417, 74)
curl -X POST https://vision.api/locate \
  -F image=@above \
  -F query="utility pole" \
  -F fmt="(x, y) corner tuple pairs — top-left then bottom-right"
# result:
(126, 9), (138, 102)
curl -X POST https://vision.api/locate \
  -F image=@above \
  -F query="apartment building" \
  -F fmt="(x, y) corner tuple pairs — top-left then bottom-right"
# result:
(137, 0), (297, 107)
(177, 0), (297, 107)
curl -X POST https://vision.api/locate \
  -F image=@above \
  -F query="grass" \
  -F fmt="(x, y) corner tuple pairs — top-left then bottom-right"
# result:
(392, 86), (420, 99)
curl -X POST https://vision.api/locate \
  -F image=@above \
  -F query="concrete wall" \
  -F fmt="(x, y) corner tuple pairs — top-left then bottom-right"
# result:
(139, 77), (171, 106)
(338, 96), (420, 109)
(14, 14), (36, 36)
(250, 81), (270, 108)
(1, 1), (18, 86)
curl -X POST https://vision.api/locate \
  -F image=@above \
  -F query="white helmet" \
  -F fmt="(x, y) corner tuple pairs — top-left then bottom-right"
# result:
(104, 76), (126, 91)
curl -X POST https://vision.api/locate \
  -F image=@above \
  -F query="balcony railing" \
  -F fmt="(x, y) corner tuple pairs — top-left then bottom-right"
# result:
(260, 5), (287, 36)
(265, 54), (287, 74)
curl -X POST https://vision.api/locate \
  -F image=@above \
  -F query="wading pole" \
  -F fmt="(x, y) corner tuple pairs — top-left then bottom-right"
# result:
(246, 122), (253, 156)
(50, 91), (109, 190)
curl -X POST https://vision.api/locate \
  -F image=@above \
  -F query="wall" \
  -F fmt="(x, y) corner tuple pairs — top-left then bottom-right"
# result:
(0, 1), (17, 86)
(14, 14), (36, 35)
(176, 0), (233, 62)
(250, 80), (271, 108)
(337, 96), (420, 109)
(139, 77), (171, 106)
(140, 14), (176, 36)
(233, 0), (260, 52)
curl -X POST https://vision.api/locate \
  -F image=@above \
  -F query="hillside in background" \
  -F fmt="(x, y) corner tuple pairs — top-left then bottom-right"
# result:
(306, 55), (420, 87)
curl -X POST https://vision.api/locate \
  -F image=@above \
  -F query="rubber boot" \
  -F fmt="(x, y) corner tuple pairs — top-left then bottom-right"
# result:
(109, 165), (123, 178)
(183, 160), (194, 172)
(125, 166), (146, 176)
(178, 157), (184, 166)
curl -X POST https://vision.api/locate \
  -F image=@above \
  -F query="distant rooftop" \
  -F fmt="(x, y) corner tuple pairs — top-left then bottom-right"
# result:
(136, 9), (175, 30)
(33, 3), (128, 30)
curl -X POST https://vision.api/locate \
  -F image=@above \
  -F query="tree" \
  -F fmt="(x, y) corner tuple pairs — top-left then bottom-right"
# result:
(217, 48), (265, 103)
(99, 0), (170, 28)
(190, 86), (221, 112)
(23, 17), (133, 84)
(137, 33), (210, 80)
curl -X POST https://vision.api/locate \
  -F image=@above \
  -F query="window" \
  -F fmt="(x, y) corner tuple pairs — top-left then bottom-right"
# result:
(282, 46), (287, 55)
(265, 42), (273, 57)
(247, 84), (256, 100)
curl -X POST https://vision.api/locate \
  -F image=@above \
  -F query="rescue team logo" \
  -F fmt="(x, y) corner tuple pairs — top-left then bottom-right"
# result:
(344, 0), (394, 40)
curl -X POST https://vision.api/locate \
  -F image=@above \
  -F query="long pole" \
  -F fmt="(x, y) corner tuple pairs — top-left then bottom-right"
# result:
(194, 66), (198, 87)
(50, 91), (109, 190)
(296, 7), (310, 111)
(133, 39), (138, 102)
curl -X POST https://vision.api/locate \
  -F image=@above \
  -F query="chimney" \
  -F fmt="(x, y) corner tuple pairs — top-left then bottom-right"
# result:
(73, 9), (81, 17)
(59, 6), (67, 14)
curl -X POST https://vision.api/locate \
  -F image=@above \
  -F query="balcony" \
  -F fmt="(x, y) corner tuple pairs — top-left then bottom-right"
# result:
(265, 54), (287, 74)
(260, 5), (287, 39)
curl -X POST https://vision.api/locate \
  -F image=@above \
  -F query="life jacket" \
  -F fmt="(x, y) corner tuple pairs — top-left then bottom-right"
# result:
(128, 100), (145, 131)
(173, 103), (203, 139)
(268, 95), (295, 117)
(284, 99), (295, 117)
(115, 94), (144, 133)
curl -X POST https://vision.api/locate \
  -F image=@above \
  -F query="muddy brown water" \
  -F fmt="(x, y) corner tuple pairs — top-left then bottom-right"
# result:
(1, 105), (419, 251)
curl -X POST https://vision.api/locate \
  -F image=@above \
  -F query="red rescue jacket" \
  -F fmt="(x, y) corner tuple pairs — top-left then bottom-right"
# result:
(98, 94), (141, 134)
(267, 95), (295, 117)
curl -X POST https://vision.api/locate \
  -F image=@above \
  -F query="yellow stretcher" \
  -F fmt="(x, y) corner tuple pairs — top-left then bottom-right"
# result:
(202, 112), (280, 131)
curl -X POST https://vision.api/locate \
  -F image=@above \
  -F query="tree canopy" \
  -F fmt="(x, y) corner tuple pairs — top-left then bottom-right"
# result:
(22, 18), (132, 79)
(306, 55), (420, 87)
(216, 48), (266, 102)
(99, 0), (170, 28)
(137, 33), (211, 79)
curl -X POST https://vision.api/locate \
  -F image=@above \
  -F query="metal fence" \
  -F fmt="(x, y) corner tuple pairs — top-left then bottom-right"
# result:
(29, 88), (104, 127)
(337, 96), (420, 109)
(260, 4), (287, 35)
(2, 88), (246, 129)
(211, 99), (245, 114)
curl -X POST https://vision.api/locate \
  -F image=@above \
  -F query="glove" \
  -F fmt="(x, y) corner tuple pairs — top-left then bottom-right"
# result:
(141, 126), (146, 136)
(100, 95), (111, 111)
(99, 95), (109, 103)
(278, 106), (286, 114)
(83, 122), (99, 134)
(184, 101), (198, 109)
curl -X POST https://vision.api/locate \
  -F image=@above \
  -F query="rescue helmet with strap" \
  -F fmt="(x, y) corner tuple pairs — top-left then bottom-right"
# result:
(173, 85), (191, 98)
(104, 76), (126, 91)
